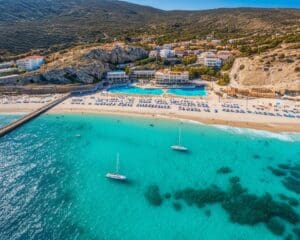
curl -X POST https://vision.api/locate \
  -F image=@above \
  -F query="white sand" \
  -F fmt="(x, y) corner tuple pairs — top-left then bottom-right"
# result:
(1, 92), (299, 133)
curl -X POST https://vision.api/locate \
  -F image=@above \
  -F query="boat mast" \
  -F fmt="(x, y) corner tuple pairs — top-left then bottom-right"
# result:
(178, 128), (181, 145)
(116, 153), (120, 173)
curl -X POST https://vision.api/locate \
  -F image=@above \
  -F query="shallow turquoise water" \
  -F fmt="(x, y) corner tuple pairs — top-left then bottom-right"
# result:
(167, 86), (207, 96)
(0, 115), (23, 128)
(108, 86), (163, 95)
(0, 114), (300, 240)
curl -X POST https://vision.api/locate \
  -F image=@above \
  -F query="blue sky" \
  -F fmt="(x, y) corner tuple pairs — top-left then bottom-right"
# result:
(125, 0), (300, 10)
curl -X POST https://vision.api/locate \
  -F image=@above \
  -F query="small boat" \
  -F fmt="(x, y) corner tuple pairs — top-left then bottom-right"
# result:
(106, 154), (127, 181)
(75, 134), (81, 138)
(171, 127), (188, 152)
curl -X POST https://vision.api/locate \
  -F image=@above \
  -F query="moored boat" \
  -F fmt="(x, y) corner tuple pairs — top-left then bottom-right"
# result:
(106, 153), (127, 181)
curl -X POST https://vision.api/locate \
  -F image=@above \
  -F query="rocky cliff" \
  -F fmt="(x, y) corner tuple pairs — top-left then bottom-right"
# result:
(229, 44), (300, 93)
(4, 45), (147, 85)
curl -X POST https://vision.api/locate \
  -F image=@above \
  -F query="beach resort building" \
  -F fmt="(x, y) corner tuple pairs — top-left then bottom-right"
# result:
(155, 69), (190, 85)
(160, 49), (176, 59)
(149, 50), (160, 58)
(197, 52), (222, 68)
(132, 70), (156, 80)
(16, 55), (44, 71)
(106, 71), (129, 84)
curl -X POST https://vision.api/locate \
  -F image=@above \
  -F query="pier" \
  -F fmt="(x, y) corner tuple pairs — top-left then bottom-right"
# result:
(0, 94), (70, 137)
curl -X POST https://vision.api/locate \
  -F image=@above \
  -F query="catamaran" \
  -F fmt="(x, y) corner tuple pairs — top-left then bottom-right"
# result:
(106, 154), (127, 181)
(171, 127), (188, 152)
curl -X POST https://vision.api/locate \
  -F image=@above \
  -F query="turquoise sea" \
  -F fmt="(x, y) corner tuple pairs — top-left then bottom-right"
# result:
(1, 114), (300, 240)
(0, 115), (23, 128)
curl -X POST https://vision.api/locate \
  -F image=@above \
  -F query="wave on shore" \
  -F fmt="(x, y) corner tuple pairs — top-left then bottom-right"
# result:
(212, 124), (300, 142)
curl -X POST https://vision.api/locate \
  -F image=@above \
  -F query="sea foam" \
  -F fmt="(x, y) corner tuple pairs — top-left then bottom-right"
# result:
(211, 124), (300, 142)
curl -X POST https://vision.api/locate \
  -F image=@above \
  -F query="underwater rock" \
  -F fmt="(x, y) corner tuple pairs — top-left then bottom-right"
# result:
(285, 234), (293, 240)
(278, 194), (299, 207)
(217, 167), (232, 175)
(291, 164), (300, 170)
(293, 228), (300, 239)
(174, 186), (226, 208)
(144, 185), (163, 206)
(283, 177), (300, 194)
(268, 167), (287, 177)
(222, 192), (299, 225)
(204, 209), (211, 217)
(172, 202), (182, 211)
(164, 193), (172, 199)
(278, 164), (291, 170)
(266, 218), (285, 236)
(290, 170), (300, 179)
(228, 177), (247, 196)
(253, 154), (261, 159)
(229, 176), (240, 184)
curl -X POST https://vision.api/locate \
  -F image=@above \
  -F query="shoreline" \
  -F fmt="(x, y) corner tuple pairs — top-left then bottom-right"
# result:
(1, 108), (299, 133)
(48, 108), (300, 133)
(1, 92), (300, 133)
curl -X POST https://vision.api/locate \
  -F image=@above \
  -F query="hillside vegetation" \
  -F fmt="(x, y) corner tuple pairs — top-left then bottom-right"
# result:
(229, 44), (300, 92)
(0, 0), (299, 55)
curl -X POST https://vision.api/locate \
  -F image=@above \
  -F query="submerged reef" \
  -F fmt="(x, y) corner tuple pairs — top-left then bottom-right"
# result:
(174, 186), (226, 208)
(266, 218), (285, 236)
(217, 167), (232, 175)
(268, 167), (287, 177)
(266, 162), (300, 196)
(283, 177), (300, 194)
(144, 185), (163, 206)
(172, 202), (182, 211)
(145, 176), (300, 236)
(279, 194), (299, 207)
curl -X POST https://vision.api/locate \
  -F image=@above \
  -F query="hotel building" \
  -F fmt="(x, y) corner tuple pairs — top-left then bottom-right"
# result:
(197, 52), (222, 68)
(159, 49), (176, 59)
(16, 55), (44, 71)
(132, 70), (155, 79)
(155, 69), (190, 85)
(106, 71), (129, 84)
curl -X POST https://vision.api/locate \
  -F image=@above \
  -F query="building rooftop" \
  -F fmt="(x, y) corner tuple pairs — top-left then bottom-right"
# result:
(18, 55), (44, 61)
(156, 69), (189, 75)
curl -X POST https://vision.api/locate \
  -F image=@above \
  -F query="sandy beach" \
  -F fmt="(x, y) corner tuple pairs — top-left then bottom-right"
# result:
(1, 91), (299, 133)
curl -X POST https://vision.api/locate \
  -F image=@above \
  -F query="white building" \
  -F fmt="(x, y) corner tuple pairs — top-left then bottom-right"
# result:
(16, 55), (44, 71)
(155, 69), (189, 85)
(160, 49), (175, 59)
(132, 70), (155, 79)
(106, 71), (129, 84)
(197, 52), (222, 68)
(149, 50), (160, 58)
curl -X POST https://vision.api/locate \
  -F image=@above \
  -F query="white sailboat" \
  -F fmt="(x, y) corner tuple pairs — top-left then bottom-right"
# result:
(106, 153), (127, 181)
(171, 127), (188, 152)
